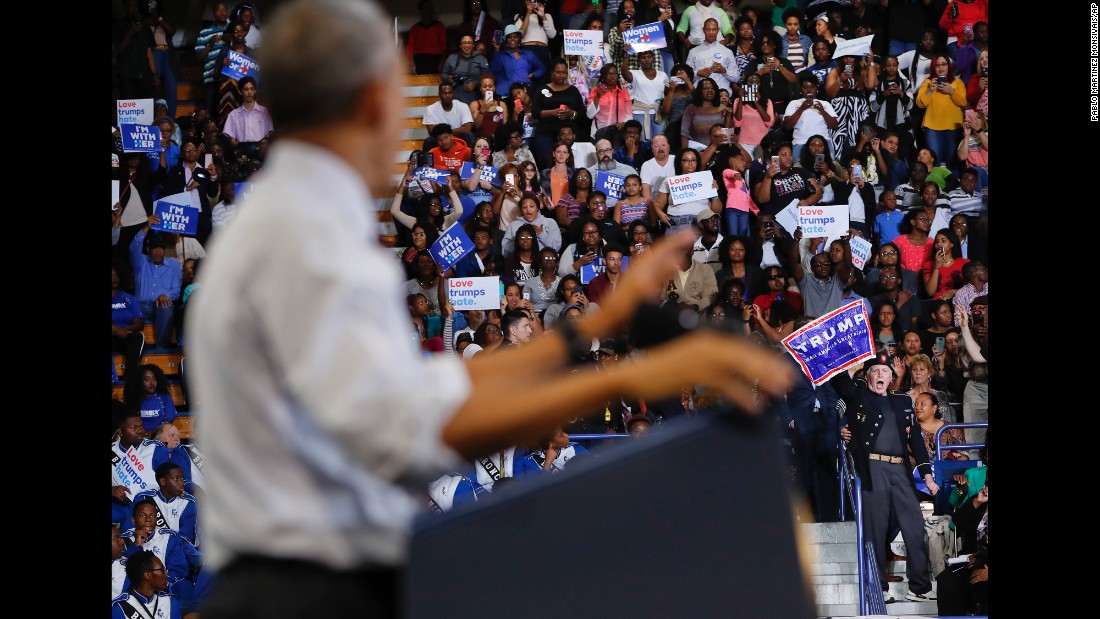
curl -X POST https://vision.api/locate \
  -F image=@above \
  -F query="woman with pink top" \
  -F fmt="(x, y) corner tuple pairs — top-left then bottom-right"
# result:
(720, 148), (757, 237)
(892, 207), (934, 273)
(585, 63), (633, 140)
(731, 73), (774, 159)
(956, 109), (987, 191)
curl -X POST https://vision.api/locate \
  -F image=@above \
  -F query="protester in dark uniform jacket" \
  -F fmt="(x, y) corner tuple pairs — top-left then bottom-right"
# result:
(834, 353), (940, 604)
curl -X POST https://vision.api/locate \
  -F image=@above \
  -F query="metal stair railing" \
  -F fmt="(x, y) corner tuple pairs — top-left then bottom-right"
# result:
(839, 444), (887, 616)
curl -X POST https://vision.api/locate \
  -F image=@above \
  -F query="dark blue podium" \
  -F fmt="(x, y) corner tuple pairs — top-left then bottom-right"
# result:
(407, 413), (816, 618)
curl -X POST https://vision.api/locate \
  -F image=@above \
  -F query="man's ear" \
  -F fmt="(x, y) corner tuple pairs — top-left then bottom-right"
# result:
(348, 80), (386, 131)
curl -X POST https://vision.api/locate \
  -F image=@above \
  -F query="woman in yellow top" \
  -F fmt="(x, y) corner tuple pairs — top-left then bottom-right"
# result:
(915, 54), (968, 172)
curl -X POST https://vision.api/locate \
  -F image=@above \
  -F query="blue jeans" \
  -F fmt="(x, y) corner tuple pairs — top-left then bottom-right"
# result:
(888, 40), (918, 57)
(946, 41), (958, 62)
(140, 300), (176, 348)
(152, 48), (177, 117)
(632, 112), (666, 141)
(724, 209), (750, 237)
(923, 128), (957, 169)
(972, 165), (988, 192)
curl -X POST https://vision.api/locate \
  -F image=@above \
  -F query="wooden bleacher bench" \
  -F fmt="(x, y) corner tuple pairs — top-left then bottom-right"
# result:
(142, 323), (177, 346)
(173, 416), (194, 440)
(114, 352), (184, 379)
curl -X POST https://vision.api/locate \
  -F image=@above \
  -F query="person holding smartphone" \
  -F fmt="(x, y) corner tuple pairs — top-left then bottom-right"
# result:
(823, 53), (877, 159)
(915, 55), (968, 171)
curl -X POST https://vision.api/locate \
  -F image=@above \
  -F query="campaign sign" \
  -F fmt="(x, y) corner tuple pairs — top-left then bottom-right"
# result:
(117, 98), (154, 127)
(459, 162), (501, 186)
(447, 276), (501, 311)
(414, 166), (452, 183)
(775, 198), (800, 235)
(152, 192), (199, 236)
(798, 204), (848, 237)
(782, 300), (875, 386)
(579, 255), (629, 285)
(430, 222), (475, 271)
(563, 29), (604, 56)
(121, 124), (162, 153)
(594, 170), (626, 201)
(234, 182), (257, 204)
(622, 22), (668, 53)
(848, 235), (872, 271)
(832, 34), (875, 60)
(222, 49), (260, 82)
(667, 171), (717, 205)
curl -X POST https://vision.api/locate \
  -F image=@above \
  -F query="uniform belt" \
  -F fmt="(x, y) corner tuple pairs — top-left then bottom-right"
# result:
(868, 453), (904, 464)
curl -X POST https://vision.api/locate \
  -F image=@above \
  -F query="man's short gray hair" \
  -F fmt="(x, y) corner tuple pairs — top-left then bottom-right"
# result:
(259, 0), (397, 131)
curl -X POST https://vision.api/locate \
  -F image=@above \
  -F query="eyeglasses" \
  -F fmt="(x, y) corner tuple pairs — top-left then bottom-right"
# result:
(487, 327), (503, 335)
(951, 220), (969, 227)
(147, 567), (168, 574)
(680, 158), (698, 164)
(597, 148), (613, 154)
(878, 250), (898, 256)
(518, 235), (534, 240)
(541, 256), (558, 261)
(710, 312), (726, 318)
(412, 231), (426, 237)
(582, 231), (600, 236)
(879, 274), (899, 280)
(934, 62), (949, 67)
(768, 274), (785, 280)
(917, 217), (933, 222)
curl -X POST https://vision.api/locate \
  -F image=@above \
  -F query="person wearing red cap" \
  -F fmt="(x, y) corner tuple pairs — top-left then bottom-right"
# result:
(835, 354), (940, 604)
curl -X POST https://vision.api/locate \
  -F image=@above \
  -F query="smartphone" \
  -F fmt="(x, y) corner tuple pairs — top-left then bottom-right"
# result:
(635, 242), (644, 252)
(814, 153), (825, 166)
(980, 67), (988, 78)
(851, 164), (863, 181)
(505, 173), (515, 186)
(970, 305), (986, 326)
(493, 29), (504, 45)
(522, 292), (530, 300)
(513, 98), (523, 113)
(422, 152), (434, 168)
(934, 336), (946, 353)
(670, 76), (685, 85)
(937, 76), (946, 86)
(770, 155), (780, 169)
(484, 89), (494, 103)
(481, 148), (491, 159)
(204, 154), (213, 167)
(963, 23), (973, 36)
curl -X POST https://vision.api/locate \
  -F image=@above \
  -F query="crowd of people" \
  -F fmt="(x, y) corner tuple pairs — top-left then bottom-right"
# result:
(112, 1), (988, 616)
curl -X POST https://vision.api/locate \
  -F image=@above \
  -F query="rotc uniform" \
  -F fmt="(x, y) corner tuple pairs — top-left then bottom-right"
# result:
(832, 358), (935, 601)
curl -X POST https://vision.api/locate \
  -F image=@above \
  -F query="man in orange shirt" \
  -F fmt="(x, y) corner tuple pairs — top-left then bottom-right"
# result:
(429, 124), (472, 172)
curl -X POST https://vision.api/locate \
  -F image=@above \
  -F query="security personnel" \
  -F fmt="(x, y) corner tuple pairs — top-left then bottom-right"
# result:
(833, 353), (940, 604)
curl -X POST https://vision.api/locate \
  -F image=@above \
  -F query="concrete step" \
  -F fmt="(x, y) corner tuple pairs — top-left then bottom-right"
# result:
(403, 85), (439, 97)
(799, 521), (857, 544)
(811, 562), (907, 577)
(814, 580), (935, 605)
(817, 600), (937, 618)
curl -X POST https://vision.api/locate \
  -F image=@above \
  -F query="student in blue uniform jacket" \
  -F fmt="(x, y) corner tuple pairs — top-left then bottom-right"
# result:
(131, 462), (200, 546)
(112, 549), (182, 619)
